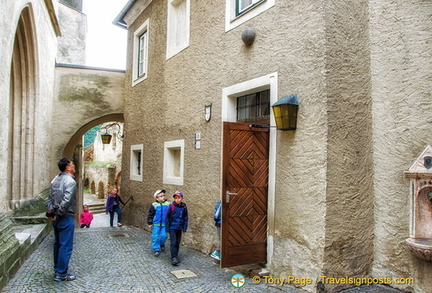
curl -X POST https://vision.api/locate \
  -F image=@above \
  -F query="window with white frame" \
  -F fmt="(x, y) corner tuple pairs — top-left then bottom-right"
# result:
(166, 0), (190, 60)
(237, 0), (263, 15)
(163, 139), (185, 185)
(130, 144), (143, 181)
(132, 19), (150, 86)
(225, 0), (274, 32)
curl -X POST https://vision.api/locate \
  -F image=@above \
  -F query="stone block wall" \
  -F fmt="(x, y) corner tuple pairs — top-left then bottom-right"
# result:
(0, 213), (28, 290)
(84, 164), (119, 198)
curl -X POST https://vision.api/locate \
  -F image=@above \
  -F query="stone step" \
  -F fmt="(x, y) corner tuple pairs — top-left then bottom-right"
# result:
(87, 203), (105, 214)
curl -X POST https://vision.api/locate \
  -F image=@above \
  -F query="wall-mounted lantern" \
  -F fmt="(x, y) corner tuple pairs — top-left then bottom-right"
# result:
(101, 122), (124, 144)
(205, 104), (212, 122)
(271, 94), (299, 130)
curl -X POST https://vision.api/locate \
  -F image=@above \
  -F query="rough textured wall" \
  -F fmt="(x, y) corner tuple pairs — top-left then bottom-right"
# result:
(0, 0), (58, 212)
(56, 3), (86, 65)
(267, 0), (328, 288)
(121, 0), (226, 241)
(369, 1), (432, 292)
(52, 66), (125, 171)
(322, 0), (374, 290)
(120, 0), (430, 291)
(121, 0), (329, 285)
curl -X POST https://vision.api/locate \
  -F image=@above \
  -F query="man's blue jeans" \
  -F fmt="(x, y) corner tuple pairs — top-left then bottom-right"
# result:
(53, 214), (75, 276)
(152, 225), (168, 252)
(109, 206), (122, 226)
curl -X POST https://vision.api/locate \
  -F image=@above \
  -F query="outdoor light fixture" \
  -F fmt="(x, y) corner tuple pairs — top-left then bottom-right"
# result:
(272, 94), (299, 130)
(100, 122), (124, 144)
(205, 104), (212, 122)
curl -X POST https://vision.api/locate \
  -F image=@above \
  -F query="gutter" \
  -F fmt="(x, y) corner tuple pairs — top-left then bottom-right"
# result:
(112, 0), (137, 29)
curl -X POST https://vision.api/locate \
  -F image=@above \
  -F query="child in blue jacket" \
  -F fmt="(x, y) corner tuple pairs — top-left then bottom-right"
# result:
(166, 191), (188, 266)
(147, 189), (170, 256)
(210, 200), (221, 260)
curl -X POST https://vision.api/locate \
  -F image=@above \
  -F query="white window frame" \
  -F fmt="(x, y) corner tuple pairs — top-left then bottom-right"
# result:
(163, 139), (185, 185)
(132, 19), (150, 86)
(166, 0), (190, 60)
(225, 0), (275, 32)
(130, 144), (143, 181)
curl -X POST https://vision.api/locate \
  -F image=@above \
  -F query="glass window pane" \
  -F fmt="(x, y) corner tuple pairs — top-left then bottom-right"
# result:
(138, 32), (147, 77)
(237, 0), (262, 15)
(236, 89), (270, 123)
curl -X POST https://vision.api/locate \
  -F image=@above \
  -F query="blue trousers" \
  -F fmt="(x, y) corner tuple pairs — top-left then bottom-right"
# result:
(152, 225), (168, 252)
(169, 229), (183, 259)
(109, 206), (122, 226)
(53, 214), (75, 276)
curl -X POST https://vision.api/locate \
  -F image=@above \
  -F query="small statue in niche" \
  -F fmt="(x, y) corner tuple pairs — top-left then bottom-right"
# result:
(428, 191), (432, 202)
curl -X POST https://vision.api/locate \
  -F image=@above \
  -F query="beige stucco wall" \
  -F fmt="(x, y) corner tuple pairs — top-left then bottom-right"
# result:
(369, 1), (432, 292)
(120, 0), (329, 287)
(56, 2), (86, 65)
(52, 65), (125, 168)
(120, 0), (430, 292)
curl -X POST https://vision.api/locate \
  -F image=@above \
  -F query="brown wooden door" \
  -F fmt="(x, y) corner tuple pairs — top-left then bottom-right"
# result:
(221, 122), (269, 268)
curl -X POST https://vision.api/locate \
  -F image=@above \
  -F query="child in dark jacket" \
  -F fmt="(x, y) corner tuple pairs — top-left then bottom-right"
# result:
(165, 191), (188, 266)
(147, 189), (170, 256)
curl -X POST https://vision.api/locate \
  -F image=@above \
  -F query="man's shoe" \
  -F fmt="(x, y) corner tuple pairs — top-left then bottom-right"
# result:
(117, 223), (122, 227)
(160, 245), (165, 252)
(172, 257), (180, 266)
(154, 251), (160, 257)
(54, 273), (76, 282)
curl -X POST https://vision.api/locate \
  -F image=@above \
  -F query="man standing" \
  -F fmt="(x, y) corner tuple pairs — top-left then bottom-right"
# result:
(46, 158), (77, 282)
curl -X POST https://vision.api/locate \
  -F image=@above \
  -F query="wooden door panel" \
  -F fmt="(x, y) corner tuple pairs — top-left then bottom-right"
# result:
(221, 122), (269, 268)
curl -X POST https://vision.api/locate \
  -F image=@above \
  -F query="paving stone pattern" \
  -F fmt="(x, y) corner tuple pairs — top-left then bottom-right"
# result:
(2, 214), (300, 293)
(3, 213), (404, 293)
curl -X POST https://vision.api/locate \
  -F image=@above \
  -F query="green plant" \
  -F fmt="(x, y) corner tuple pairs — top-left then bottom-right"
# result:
(85, 161), (115, 167)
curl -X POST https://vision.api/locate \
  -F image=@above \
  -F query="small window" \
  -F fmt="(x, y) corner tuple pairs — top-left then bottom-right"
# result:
(163, 140), (185, 185)
(138, 31), (148, 78)
(132, 19), (150, 86)
(236, 0), (264, 16)
(237, 89), (270, 124)
(166, 0), (190, 59)
(225, 0), (274, 32)
(130, 144), (143, 181)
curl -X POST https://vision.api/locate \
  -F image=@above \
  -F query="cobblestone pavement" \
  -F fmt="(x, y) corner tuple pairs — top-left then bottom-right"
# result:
(3, 213), (404, 293)
(3, 214), (298, 293)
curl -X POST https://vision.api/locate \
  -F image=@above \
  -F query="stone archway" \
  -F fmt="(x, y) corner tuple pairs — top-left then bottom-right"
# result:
(61, 114), (124, 223)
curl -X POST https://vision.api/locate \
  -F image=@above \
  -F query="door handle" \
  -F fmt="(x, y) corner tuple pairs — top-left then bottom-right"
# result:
(226, 190), (238, 203)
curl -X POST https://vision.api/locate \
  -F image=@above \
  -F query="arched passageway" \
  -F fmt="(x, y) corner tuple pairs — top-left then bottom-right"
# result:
(61, 114), (124, 222)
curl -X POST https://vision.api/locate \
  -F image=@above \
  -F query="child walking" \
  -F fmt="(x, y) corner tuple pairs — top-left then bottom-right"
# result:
(210, 200), (221, 260)
(147, 189), (170, 257)
(105, 188), (125, 227)
(79, 204), (94, 228)
(166, 191), (188, 266)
